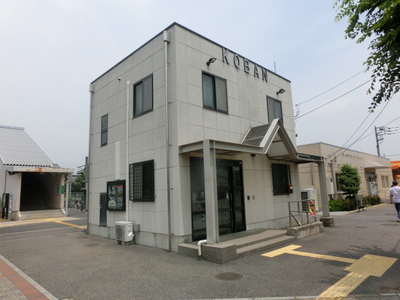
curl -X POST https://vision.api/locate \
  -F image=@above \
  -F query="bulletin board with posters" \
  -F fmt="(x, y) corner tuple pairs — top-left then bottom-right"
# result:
(107, 180), (126, 211)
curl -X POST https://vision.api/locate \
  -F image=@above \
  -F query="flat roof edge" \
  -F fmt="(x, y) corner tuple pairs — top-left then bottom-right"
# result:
(90, 22), (290, 85)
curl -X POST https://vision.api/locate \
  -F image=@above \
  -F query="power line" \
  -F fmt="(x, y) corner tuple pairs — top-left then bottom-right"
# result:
(329, 97), (392, 159)
(344, 114), (400, 144)
(296, 79), (371, 119)
(295, 69), (365, 106)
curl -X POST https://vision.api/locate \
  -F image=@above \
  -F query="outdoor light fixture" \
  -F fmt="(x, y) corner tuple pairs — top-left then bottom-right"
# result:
(206, 57), (217, 66)
(276, 88), (285, 95)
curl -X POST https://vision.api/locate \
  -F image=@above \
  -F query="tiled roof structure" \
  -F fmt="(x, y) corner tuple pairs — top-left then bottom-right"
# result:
(0, 125), (57, 167)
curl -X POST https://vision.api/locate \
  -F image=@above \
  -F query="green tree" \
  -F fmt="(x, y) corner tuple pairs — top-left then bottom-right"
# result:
(334, 0), (400, 110)
(337, 164), (361, 195)
(71, 168), (86, 193)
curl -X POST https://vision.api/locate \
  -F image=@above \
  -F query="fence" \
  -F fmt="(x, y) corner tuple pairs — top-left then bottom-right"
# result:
(287, 199), (317, 227)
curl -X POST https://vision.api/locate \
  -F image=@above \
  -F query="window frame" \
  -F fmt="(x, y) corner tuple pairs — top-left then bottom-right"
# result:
(129, 160), (155, 202)
(101, 114), (108, 146)
(267, 96), (283, 124)
(271, 163), (291, 195)
(202, 72), (228, 113)
(133, 74), (153, 118)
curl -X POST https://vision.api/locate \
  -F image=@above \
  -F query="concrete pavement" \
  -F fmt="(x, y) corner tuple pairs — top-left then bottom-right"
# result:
(0, 205), (399, 300)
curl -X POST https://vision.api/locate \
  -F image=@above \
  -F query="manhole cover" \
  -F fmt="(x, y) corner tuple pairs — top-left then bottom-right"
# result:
(215, 272), (243, 281)
(84, 243), (99, 247)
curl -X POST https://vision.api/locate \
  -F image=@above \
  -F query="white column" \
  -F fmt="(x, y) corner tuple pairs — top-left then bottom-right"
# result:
(318, 161), (330, 217)
(203, 140), (219, 244)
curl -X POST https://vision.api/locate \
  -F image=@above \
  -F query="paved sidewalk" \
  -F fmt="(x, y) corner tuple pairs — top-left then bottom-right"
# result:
(0, 254), (57, 300)
(1, 207), (399, 300)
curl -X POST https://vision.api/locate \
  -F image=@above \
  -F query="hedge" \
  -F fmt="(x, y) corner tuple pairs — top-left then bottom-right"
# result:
(329, 195), (381, 212)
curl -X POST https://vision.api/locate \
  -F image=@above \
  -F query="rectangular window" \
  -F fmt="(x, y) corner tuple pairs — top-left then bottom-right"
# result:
(267, 97), (283, 124)
(134, 75), (153, 117)
(202, 73), (228, 113)
(101, 114), (108, 146)
(129, 160), (155, 202)
(271, 164), (291, 195)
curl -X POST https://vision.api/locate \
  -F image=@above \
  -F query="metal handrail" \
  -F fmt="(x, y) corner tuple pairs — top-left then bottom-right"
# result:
(287, 199), (317, 227)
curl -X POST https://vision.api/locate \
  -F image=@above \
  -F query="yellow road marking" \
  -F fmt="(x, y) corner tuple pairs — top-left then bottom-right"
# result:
(318, 272), (369, 299)
(262, 245), (356, 263)
(262, 245), (397, 300)
(52, 220), (87, 229)
(345, 254), (397, 277)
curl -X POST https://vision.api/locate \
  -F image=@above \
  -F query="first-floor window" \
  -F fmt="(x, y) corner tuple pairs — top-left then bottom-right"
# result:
(129, 160), (155, 202)
(271, 164), (291, 195)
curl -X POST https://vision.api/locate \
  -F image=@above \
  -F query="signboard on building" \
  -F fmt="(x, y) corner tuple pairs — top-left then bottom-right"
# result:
(107, 180), (126, 211)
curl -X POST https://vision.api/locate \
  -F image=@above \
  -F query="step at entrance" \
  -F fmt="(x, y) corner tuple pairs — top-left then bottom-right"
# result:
(19, 210), (65, 221)
(178, 229), (296, 263)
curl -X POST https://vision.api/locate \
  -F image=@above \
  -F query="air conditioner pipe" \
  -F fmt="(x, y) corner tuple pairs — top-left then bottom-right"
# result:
(197, 239), (207, 257)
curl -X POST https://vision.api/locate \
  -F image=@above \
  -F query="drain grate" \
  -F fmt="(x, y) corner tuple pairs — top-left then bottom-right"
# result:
(215, 272), (243, 281)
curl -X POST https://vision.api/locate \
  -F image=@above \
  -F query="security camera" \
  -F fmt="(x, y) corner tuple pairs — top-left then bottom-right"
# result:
(118, 77), (121, 81)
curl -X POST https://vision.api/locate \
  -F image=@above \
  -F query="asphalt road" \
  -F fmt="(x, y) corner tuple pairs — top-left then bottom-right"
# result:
(0, 205), (399, 300)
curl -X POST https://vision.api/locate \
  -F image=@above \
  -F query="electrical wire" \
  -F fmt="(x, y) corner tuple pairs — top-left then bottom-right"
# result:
(346, 114), (400, 143)
(295, 79), (372, 119)
(327, 97), (392, 159)
(295, 69), (366, 106)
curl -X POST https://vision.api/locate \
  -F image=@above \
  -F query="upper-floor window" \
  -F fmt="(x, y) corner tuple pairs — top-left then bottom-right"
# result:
(202, 73), (228, 113)
(267, 96), (283, 124)
(271, 163), (291, 195)
(134, 74), (153, 118)
(129, 160), (155, 202)
(101, 114), (108, 146)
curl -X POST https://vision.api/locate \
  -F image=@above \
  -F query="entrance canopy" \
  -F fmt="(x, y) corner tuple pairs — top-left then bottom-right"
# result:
(179, 118), (323, 164)
(179, 119), (329, 245)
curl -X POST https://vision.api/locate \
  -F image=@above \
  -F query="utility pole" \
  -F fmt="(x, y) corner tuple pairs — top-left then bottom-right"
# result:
(375, 126), (399, 156)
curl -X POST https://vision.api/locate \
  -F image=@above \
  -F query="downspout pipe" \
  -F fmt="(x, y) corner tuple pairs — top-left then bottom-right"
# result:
(163, 30), (171, 252)
(126, 80), (130, 222)
(88, 84), (94, 233)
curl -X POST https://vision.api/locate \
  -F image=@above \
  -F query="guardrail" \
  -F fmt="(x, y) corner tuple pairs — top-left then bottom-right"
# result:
(288, 199), (317, 227)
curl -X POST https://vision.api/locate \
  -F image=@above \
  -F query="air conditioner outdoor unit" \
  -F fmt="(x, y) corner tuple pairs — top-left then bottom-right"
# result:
(115, 221), (134, 244)
(301, 188), (319, 211)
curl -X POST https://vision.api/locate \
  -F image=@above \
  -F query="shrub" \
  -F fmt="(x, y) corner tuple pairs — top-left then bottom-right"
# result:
(329, 199), (343, 211)
(363, 196), (381, 206)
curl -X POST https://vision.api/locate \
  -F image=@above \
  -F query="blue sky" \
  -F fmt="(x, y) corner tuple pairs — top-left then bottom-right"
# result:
(1, 0), (399, 171)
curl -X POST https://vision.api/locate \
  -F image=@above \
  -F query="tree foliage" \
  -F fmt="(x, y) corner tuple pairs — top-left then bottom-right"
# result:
(71, 168), (86, 193)
(338, 164), (361, 195)
(334, 0), (400, 110)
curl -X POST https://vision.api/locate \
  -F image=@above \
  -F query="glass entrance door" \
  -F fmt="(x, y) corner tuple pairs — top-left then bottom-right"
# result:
(217, 163), (245, 235)
(190, 157), (245, 241)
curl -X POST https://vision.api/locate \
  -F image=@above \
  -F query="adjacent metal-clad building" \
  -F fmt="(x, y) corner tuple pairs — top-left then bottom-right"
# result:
(0, 125), (73, 220)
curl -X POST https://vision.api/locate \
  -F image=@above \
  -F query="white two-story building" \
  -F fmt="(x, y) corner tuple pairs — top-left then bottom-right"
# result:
(87, 23), (328, 253)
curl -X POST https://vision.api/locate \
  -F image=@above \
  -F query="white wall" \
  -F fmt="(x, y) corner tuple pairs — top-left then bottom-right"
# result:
(89, 24), (299, 250)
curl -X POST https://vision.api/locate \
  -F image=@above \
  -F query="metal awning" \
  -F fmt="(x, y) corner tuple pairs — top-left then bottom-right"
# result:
(5, 166), (74, 174)
(179, 119), (323, 164)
